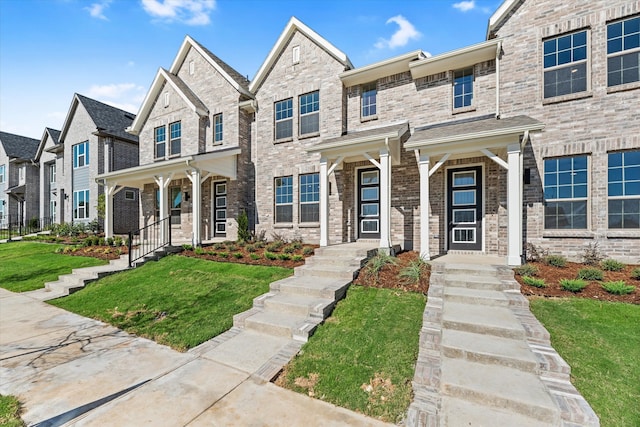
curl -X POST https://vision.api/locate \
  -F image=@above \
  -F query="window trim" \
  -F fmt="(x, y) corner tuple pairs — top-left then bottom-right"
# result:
(124, 190), (136, 201)
(274, 98), (293, 142)
(170, 186), (182, 225)
(213, 113), (223, 144)
(299, 90), (320, 137)
(73, 189), (90, 220)
(361, 82), (377, 120)
(299, 173), (319, 223)
(49, 163), (56, 184)
(542, 29), (590, 101)
(606, 15), (640, 88)
(154, 126), (166, 159)
(73, 141), (89, 169)
(0, 164), (5, 184)
(274, 176), (293, 223)
(543, 155), (589, 230)
(169, 121), (181, 157)
(608, 149), (640, 229)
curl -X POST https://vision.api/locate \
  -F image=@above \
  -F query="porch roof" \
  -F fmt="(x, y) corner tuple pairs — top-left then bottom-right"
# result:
(5, 184), (25, 195)
(405, 114), (544, 156)
(95, 148), (241, 189)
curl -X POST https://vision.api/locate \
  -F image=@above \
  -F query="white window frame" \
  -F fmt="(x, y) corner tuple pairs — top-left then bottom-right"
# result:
(452, 228), (476, 243)
(124, 190), (135, 200)
(606, 16), (640, 87)
(49, 163), (56, 184)
(543, 30), (589, 99)
(73, 141), (89, 169)
(299, 173), (319, 223)
(292, 45), (300, 64)
(213, 113), (223, 143)
(274, 176), (293, 223)
(73, 189), (90, 220)
(361, 82), (377, 119)
(274, 98), (293, 141)
(299, 91), (319, 136)
(164, 92), (170, 107)
(169, 121), (181, 156)
(50, 199), (57, 223)
(18, 165), (25, 183)
(453, 67), (474, 109)
(0, 164), (5, 184)
(154, 125), (166, 159)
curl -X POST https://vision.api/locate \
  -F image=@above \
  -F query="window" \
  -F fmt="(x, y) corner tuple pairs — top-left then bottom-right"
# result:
(18, 165), (25, 183)
(361, 82), (377, 118)
(50, 200), (57, 223)
(164, 92), (170, 107)
(170, 187), (182, 225)
(73, 189), (89, 220)
(292, 46), (300, 64)
(124, 190), (135, 200)
(213, 113), (223, 143)
(608, 150), (640, 228)
(300, 173), (319, 223)
(189, 60), (195, 75)
(154, 126), (166, 159)
(607, 16), (640, 87)
(274, 98), (293, 140)
(169, 121), (181, 156)
(49, 163), (56, 184)
(299, 91), (319, 135)
(73, 141), (89, 168)
(543, 30), (588, 98)
(0, 200), (4, 223)
(275, 176), (293, 223)
(544, 156), (588, 229)
(453, 68), (474, 108)
(0, 165), (5, 184)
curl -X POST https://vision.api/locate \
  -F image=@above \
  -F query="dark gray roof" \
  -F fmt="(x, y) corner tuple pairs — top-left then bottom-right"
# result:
(46, 127), (61, 145)
(0, 131), (40, 160)
(163, 70), (208, 114)
(316, 122), (410, 147)
(409, 114), (543, 145)
(76, 94), (138, 142)
(190, 38), (250, 93)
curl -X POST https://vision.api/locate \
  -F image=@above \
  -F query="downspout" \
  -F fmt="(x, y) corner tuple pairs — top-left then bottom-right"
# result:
(496, 40), (502, 119)
(385, 137), (392, 250)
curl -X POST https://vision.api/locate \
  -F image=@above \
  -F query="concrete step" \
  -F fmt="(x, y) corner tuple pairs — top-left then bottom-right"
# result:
(444, 287), (509, 307)
(443, 302), (526, 339)
(303, 255), (364, 268)
(442, 329), (538, 372)
(441, 263), (500, 277)
(256, 293), (335, 319)
(242, 310), (321, 342)
(442, 396), (553, 427)
(271, 276), (350, 300)
(441, 357), (559, 423)
(294, 264), (358, 280)
(313, 244), (376, 258)
(444, 274), (517, 291)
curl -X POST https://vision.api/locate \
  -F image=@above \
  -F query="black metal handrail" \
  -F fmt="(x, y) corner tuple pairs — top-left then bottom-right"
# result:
(0, 216), (54, 240)
(128, 217), (171, 267)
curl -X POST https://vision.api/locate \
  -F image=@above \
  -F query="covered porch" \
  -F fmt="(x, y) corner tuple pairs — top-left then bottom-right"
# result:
(96, 148), (240, 246)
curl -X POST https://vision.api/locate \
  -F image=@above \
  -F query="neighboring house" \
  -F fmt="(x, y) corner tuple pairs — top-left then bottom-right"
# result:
(98, 36), (254, 243)
(58, 94), (139, 233)
(34, 128), (63, 224)
(0, 131), (40, 228)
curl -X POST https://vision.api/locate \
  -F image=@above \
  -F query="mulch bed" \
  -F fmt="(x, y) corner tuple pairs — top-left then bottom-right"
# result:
(180, 242), (318, 269)
(64, 245), (128, 261)
(352, 251), (430, 294)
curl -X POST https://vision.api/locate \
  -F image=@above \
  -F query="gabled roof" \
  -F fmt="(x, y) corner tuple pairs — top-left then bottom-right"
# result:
(59, 94), (137, 144)
(35, 127), (61, 161)
(340, 50), (427, 87)
(0, 131), (40, 161)
(127, 68), (208, 135)
(486, 0), (522, 38)
(249, 17), (353, 93)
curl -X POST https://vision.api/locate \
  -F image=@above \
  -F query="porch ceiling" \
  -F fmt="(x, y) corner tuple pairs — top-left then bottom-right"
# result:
(96, 148), (241, 189)
(405, 114), (544, 157)
(306, 122), (409, 164)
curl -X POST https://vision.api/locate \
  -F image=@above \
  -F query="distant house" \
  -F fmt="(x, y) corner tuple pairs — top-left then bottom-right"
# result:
(34, 128), (62, 224)
(58, 94), (140, 233)
(0, 131), (40, 228)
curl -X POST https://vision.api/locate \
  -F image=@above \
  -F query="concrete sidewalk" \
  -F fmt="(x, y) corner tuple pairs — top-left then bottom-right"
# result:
(0, 288), (390, 426)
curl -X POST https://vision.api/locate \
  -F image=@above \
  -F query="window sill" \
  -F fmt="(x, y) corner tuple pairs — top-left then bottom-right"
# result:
(452, 106), (476, 115)
(542, 91), (592, 105)
(299, 132), (320, 140)
(274, 137), (293, 144)
(607, 81), (640, 94)
(168, 154), (181, 159)
(361, 115), (378, 123)
(274, 223), (293, 229)
(212, 141), (223, 146)
(299, 222), (320, 228)
(606, 230), (640, 239)
(542, 230), (594, 239)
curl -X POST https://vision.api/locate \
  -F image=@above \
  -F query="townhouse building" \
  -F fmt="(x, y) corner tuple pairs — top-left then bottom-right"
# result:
(98, 0), (639, 264)
(34, 128), (62, 224)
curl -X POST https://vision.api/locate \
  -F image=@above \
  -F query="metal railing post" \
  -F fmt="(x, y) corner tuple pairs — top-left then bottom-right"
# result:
(128, 231), (133, 268)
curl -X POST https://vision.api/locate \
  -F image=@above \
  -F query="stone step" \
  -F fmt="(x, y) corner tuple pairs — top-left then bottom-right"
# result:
(444, 287), (509, 307)
(294, 264), (358, 280)
(242, 310), (321, 342)
(303, 255), (364, 268)
(444, 274), (517, 291)
(443, 302), (526, 339)
(440, 263), (500, 277)
(442, 396), (553, 427)
(442, 329), (538, 372)
(270, 276), (350, 300)
(313, 245), (376, 258)
(256, 293), (335, 318)
(441, 357), (559, 423)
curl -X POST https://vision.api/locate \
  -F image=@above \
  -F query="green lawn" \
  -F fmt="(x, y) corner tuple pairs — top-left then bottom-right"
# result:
(50, 256), (292, 351)
(278, 285), (426, 423)
(0, 395), (24, 427)
(0, 242), (108, 292)
(530, 298), (640, 427)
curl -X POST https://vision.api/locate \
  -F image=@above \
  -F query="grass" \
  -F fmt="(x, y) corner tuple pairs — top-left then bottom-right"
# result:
(50, 256), (292, 351)
(0, 242), (108, 292)
(530, 299), (640, 427)
(277, 285), (426, 423)
(0, 395), (24, 427)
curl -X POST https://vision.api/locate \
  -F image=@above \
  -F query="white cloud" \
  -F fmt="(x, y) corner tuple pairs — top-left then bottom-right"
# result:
(374, 15), (421, 50)
(141, 0), (216, 26)
(86, 83), (147, 113)
(453, 1), (476, 12)
(85, 0), (111, 20)
(87, 83), (143, 99)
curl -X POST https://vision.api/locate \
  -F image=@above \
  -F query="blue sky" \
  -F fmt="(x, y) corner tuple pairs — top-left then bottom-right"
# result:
(0, 0), (502, 140)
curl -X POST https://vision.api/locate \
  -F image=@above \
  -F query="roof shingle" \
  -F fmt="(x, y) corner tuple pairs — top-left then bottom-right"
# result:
(0, 131), (40, 160)
(76, 94), (138, 142)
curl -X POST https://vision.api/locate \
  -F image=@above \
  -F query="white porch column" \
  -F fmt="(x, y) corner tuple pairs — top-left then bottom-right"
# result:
(154, 173), (172, 243)
(507, 143), (522, 266)
(379, 148), (391, 250)
(186, 168), (202, 247)
(104, 184), (114, 238)
(418, 152), (430, 260)
(319, 157), (329, 247)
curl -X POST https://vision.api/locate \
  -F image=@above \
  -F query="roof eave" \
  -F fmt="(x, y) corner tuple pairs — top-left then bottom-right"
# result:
(486, 0), (518, 38)
(409, 39), (502, 79)
(340, 50), (426, 87)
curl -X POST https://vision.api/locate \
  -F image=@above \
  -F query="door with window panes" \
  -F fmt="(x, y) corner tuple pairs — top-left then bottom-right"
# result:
(213, 181), (227, 237)
(358, 168), (381, 239)
(447, 166), (482, 251)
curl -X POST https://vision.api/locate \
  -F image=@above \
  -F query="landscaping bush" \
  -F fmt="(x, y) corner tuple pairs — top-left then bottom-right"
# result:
(250, 253), (260, 260)
(246, 244), (256, 253)
(226, 244), (238, 252)
(182, 244), (193, 251)
(266, 241), (284, 252)
(290, 240), (303, 250)
(601, 259), (625, 272)
(283, 244), (296, 254)
(270, 232), (288, 244)
(207, 251), (217, 257)
(522, 276), (546, 288)
(601, 281), (636, 295)
(525, 242), (548, 262)
(264, 251), (277, 260)
(237, 210), (251, 242)
(292, 255), (304, 262)
(302, 246), (314, 256)
(632, 268), (640, 280)
(255, 241), (266, 249)
(365, 252), (397, 277)
(106, 237), (114, 246)
(544, 254), (567, 268)
(278, 253), (291, 261)
(114, 236), (123, 247)
(560, 279), (588, 293)
(218, 252), (229, 259)
(233, 252), (243, 259)
(514, 264), (539, 276)
(581, 242), (604, 266)
(399, 258), (429, 285)
(577, 268), (604, 281)
(194, 247), (205, 255)
(84, 237), (93, 247)
(98, 237), (106, 246)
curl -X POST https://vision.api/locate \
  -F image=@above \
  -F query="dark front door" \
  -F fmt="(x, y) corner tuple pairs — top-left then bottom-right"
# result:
(358, 168), (380, 239)
(447, 166), (482, 251)
(213, 181), (227, 237)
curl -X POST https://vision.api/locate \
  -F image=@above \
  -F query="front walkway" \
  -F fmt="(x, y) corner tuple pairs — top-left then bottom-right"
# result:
(407, 254), (599, 426)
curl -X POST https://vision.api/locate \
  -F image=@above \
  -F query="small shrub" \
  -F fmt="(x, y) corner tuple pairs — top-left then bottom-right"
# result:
(246, 244), (256, 253)
(213, 242), (225, 250)
(525, 242), (548, 263)
(365, 252), (397, 277)
(182, 244), (193, 251)
(92, 236), (100, 246)
(302, 246), (314, 256)
(218, 251), (229, 258)
(237, 209), (251, 242)
(54, 246), (64, 254)
(270, 232), (288, 244)
(514, 264), (539, 277)
(114, 236), (123, 247)
(207, 251), (217, 257)
(237, 240), (246, 248)
(106, 237), (115, 246)
(227, 244), (238, 252)
(577, 268), (604, 281)
(250, 253), (260, 260)
(399, 258), (430, 285)
(581, 242), (604, 266)
(278, 253), (291, 261)
(600, 259), (625, 272)
(233, 252), (243, 259)
(601, 280), (636, 295)
(283, 244), (296, 254)
(560, 279), (588, 293)
(632, 268), (640, 280)
(250, 229), (267, 243)
(194, 247), (205, 255)
(522, 276), (546, 288)
(544, 254), (567, 268)
(266, 241), (284, 252)
(264, 251), (277, 260)
(292, 255), (304, 262)
(84, 237), (93, 247)
(98, 237), (106, 246)
(290, 240), (303, 250)
(255, 241), (266, 249)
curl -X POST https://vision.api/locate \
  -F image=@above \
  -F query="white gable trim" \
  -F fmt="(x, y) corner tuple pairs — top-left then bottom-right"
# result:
(249, 17), (353, 93)
(59, 94), (88, 142)
(486, 0), (519, 38)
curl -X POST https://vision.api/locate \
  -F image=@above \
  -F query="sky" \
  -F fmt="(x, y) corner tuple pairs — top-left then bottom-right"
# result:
(0, 0), (502, 140)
